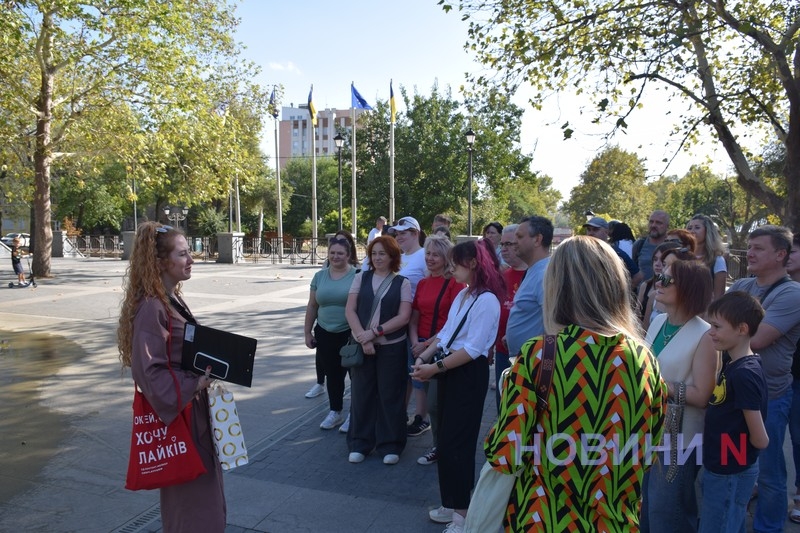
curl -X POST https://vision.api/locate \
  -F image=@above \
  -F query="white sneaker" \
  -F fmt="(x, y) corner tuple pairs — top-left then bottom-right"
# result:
(305, 383), (325, 398)
(443, 512), (465, 533)
(383, 454), (400, 465)
(348, 452), (365, 463)
(338, 413), (350, 433)
(429, 506), (454, 524)
(319, 410), (343, 430)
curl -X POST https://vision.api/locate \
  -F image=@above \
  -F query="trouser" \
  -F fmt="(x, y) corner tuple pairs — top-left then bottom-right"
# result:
(436, 356), (489, 510)
(314, 325), (350, 412)
(753, 389), (792, 533)
(347, 341), (408, 456)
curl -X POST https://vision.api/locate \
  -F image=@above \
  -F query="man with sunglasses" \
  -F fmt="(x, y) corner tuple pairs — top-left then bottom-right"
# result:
(728, 225), (800, 533)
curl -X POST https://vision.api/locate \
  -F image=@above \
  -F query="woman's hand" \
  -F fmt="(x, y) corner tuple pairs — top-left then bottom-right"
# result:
(195, 366), (213, 393)
(411, 340), (428, 357)
(362, 340), (376, 355)
(354, 328), (376, 344)
(304, 332), (316, 350)
(410, 360), (437, 382)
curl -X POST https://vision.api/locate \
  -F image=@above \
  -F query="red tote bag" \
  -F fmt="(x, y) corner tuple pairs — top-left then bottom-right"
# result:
(125, 312), (207, 490)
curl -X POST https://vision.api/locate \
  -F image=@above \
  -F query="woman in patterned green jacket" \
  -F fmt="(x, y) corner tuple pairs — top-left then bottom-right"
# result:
(486, 236), (668, 532)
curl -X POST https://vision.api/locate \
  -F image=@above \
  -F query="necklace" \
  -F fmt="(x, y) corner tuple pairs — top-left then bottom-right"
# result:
(659, 319), (684, 345)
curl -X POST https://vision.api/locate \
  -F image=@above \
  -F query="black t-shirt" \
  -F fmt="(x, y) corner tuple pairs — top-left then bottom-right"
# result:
(703, 353), (768, 474)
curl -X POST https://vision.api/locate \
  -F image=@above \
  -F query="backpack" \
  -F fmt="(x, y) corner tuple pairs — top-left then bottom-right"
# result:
(632, 237), (646, 264)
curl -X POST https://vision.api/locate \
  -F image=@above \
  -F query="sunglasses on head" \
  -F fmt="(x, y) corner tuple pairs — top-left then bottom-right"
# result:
(156, 225), (173, 234)
(329, 237), (348, 246)
(656, 273), (674, 287)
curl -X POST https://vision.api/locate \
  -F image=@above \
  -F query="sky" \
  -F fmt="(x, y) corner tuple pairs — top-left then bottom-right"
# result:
(233, 0), (731, 202)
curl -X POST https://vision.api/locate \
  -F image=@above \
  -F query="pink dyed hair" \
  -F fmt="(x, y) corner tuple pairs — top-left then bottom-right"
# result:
(451, 240), (506, 302)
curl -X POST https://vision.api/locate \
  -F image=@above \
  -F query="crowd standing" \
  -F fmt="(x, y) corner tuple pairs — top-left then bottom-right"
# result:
(291, 209), (800, 533)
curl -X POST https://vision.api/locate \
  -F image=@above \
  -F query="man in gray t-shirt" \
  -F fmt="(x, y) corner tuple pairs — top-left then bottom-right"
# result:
(728, 225), (800, 533)
(633, 210), (670, 280)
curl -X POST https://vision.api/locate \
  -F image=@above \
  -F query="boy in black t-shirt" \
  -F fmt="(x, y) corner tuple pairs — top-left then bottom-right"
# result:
(700, 291), (769, 533)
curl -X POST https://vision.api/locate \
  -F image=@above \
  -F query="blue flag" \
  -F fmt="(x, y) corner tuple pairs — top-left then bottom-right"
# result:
(269, 87), (279, 119)
(351, 83), (373, 110)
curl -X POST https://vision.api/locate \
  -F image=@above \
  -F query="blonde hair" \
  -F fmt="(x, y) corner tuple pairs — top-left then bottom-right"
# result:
(117, 222), (183, 367)
(423, 234), (455, 277)
(544, 236), (643, 343)
(689, 214), (724, 268)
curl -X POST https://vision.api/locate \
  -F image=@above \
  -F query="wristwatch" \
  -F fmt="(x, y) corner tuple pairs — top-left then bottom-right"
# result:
(375, 325), (384, 336)
(436, 359), (447, 372)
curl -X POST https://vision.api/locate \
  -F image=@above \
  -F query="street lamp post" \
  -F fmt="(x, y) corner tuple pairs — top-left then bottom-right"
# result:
(163, 205), (189, 229)
(334, 133), (344, 230)
(465, 129), (476, 236)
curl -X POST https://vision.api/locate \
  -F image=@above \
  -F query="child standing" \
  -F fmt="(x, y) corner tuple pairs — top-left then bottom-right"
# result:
(10, 237), (26, 285)
(700, 290), (769, 533)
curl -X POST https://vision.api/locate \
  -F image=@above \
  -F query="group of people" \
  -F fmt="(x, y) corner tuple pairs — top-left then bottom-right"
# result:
(116, 209), (800, 533)
(301, 210), (800, 533)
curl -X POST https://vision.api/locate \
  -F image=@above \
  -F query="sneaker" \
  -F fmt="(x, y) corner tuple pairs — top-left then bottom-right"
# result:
(348, 452), (365, 463)
(383, 454), (400, 465)
(305, 383), (325, 398)
(319, 410), (343, 430)
(407, 415), (431, 437)
(339, 413), (350, 433)
(418, 447), (438, 465)
(429, 505), (454, 524)
(442, 512), (465, 532)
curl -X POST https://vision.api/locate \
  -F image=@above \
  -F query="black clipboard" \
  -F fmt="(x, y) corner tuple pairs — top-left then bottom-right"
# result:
(181, 323), (257, 387)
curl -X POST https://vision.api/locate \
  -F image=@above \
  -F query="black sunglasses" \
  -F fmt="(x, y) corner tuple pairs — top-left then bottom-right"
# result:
(656, 273), (674, 287)
(329, 237), (349, 246)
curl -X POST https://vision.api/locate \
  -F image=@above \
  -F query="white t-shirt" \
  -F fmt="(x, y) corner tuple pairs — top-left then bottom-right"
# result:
(399, 247), (426, 298)
(368, 227), (381, 244)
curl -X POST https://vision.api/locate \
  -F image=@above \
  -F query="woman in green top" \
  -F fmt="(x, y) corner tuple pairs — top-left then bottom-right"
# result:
(304, 237), (357, 430)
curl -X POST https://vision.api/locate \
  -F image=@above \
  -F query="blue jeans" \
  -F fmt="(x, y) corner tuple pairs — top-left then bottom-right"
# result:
(789, 379), (800, 489)
(494, 350), (510, 413)
(640, 448), (701, 533)
(699, 463), (758, 533)
(753, 389), (792, 533)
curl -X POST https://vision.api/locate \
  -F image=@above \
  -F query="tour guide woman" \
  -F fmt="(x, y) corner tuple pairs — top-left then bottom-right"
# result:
(345, 235), (412, 465)
(411, 239), (504, 532)
(118, 223), (223, 532)
(485, 236), (667, 532)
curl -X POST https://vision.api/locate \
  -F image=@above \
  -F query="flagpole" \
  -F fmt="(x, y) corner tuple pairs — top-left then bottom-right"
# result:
(351, 105), (357, 236)
(389, 121), (395, 223)
(311, 120), (318, 265)
(273, 109), (283, 263)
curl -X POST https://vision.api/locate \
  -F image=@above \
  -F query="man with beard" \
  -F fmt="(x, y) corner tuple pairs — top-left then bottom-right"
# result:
(632, 210), (670, 280)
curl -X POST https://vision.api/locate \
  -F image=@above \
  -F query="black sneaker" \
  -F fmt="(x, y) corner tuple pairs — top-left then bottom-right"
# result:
(407, 415), (431, 437)
(417, 447), (438, 465)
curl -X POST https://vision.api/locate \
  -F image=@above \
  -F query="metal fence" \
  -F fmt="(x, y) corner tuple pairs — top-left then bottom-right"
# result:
(66, 235), (368, 265)
(64, 236), (751, 280)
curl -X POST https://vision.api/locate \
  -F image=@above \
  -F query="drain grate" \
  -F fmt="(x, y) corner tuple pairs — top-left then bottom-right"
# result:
(114, 505), (160, 533)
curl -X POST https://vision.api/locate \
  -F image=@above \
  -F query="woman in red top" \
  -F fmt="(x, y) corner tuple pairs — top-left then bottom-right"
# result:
(408, 235), (465, 467)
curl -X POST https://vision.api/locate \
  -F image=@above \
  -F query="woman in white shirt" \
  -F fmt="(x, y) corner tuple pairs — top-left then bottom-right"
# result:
(411, 239), (505, 533)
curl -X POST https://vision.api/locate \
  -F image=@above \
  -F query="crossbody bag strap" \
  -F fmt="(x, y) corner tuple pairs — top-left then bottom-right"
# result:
(429, 278), (451, 338)
(444, 292), (482, 350)
(535, 334), (557, 417)
(367, 273), (396, 326)
(760, 275), (792, 303)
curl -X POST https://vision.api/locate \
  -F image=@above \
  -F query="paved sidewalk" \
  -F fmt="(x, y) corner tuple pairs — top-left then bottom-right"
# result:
(1, 258), (798, 532)
(0, 258), (495, 533)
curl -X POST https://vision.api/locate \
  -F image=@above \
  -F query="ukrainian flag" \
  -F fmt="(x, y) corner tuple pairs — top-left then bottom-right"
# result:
(308, 85), (317, 127)
(390, 80), (396, 124)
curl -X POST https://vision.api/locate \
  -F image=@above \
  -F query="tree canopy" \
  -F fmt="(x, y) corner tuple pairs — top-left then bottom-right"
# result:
(0, 0), (269, 276)
(442, 0), (800, 231)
